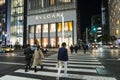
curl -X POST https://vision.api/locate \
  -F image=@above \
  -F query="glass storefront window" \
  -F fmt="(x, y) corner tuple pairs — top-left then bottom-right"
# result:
(11, 0), (24, 45)
(58, 22), (62, 32)
(50, 0), (55, 6)
(36, 25), (41, 33)
(64, 22), (68, 31)
(43, 38), (48, 47)
(50, 38), (56, 47)
(68, 21), (72, 31)
(43, 24), (48, 32)
(0, 0), (5, 6)
(30, 38), (34, 45)
(50, 23), (56, 32)
(29, 26), (34, 33)
(59, 0), (71, 3)
(36, 38), (41, 46)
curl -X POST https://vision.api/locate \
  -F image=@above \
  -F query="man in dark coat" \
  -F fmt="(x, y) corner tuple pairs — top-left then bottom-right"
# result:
(57, 42), (68, 78)
(24, 44), (33, 72)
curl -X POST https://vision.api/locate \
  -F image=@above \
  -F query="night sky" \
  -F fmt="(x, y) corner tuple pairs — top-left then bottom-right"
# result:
(78, 0), (101, 30)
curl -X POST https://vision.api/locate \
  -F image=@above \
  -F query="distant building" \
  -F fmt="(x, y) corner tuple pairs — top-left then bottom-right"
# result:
(27, 0), (80, 47)
(101, 0), (109, 36)
(108, 0), (120, 40)
(0, 0), (7, 45)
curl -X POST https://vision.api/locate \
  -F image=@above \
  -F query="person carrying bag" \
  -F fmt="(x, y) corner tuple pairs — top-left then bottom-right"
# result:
(57, 42), (69, 79)
(32, 46), (44, 72)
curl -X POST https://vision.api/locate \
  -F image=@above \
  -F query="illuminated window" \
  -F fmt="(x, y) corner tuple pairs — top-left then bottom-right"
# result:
(59, 0), (71, 3)
(50, 0), (55, 5)
(30, 38), (34, 45)
(43, 38), (48, 47)
(36, 25), (41, 33)
(68, 21), (72, 31)
(50, 38), (56, 47)
(43, 24), (48, 32)
(50, 23), (56, 32)
(116, 19), (119, 25)
(29, 26), (34, 33)
(115, 29), (119, 35)
(64, 22), (68, 31)
(58, 23), (62, 32)
(0, 0), (5, 6)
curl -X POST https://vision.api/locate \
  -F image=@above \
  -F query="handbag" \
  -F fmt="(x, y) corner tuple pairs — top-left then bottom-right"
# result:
(38, 60), (43, 65)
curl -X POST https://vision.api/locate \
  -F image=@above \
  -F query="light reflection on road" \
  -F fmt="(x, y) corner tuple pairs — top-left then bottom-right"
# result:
(91, 47), (120, 59)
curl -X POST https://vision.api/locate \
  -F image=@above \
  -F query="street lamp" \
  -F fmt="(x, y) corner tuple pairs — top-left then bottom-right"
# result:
(61, 14), (65, 42)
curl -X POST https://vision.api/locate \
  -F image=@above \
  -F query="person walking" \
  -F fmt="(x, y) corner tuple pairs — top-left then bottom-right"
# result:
(74, 44), (78, 54)
(57, 42), (68, 79)
(70, 45), (74, 54)
(32, 46), (44, 72)
(82, 43), (87, 54)
(24, 44), (33, 72)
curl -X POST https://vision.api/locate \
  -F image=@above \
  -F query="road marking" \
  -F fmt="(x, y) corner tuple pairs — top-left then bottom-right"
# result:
(43, 59), (102, 64)
(14, 69), (116, 80)
(0, 75), (40, 80)
(0, 62), (25, 65)
(43, 62), (104, 68)
(0, 55), (25, 58)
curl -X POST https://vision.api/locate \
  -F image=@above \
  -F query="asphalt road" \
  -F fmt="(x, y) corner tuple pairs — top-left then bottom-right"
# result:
(0, 48), (119, 80)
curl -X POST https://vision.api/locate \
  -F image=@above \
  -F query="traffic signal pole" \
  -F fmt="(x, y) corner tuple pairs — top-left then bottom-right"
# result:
(86, 28), (88, 44)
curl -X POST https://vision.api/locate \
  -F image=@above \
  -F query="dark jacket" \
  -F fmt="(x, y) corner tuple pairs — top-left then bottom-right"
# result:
(24, 47), (33, 60)
(57, 47), (68, 61)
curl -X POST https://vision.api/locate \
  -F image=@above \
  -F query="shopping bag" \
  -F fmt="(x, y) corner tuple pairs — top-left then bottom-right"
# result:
(56, 61), (61, 68)
(56, 62), (59, 68)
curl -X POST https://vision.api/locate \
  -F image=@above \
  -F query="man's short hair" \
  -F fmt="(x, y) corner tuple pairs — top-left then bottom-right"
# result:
(62, 42), (66, 47)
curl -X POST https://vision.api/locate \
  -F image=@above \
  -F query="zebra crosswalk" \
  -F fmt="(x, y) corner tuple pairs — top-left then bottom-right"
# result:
(0, 53), (117, 80)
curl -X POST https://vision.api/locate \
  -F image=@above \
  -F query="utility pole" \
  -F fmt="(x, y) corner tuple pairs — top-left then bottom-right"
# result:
(86, 28), (88, 44)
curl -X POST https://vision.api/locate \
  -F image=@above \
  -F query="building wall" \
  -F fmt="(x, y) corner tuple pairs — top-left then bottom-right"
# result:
(10, 0), (24, 45)
(27, 0), (78, 47)
(27, 10), (77, 47)
(108, 0), (120, 39)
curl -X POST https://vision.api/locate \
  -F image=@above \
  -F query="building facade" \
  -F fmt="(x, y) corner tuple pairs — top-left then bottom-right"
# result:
(0, 0), (6, 45)
(108, 0), (120, 43)
(27, 0), (80, 47)
(10, 0), (24, 45)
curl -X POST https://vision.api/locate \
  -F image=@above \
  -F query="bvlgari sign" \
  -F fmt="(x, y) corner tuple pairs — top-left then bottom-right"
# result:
(35, 13), (63, 20)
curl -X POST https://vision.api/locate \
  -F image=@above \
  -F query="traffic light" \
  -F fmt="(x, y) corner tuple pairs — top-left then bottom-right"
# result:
(92, 26), (97, 32)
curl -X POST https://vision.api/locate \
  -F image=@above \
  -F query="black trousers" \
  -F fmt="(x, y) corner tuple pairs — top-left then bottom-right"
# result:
(25, 59), (32, 72)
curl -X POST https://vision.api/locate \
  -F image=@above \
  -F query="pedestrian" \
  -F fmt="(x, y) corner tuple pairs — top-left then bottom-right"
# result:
(74, 44), (78, 54)
(24, 44), (33, 72)
(57, 42), (68, 79)
(70, 45), (74, 54)
(82, 43), (87, 54)
(32, 45), (44, 72)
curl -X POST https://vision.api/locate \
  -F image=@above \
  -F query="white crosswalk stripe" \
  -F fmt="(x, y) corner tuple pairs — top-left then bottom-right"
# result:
(0, 53), (117, 80)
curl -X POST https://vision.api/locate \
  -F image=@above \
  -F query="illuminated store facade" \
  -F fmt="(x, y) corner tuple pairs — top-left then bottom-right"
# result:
(27, 0), (79, 47)
(10, 0), (24, 45)
(0, 0), (6, 45)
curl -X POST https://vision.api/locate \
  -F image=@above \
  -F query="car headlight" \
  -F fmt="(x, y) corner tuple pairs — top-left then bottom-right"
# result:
(6, 48), (10, 51)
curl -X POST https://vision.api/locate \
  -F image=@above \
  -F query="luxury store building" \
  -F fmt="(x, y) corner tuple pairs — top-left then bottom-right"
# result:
(27, 0), (80, 47)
